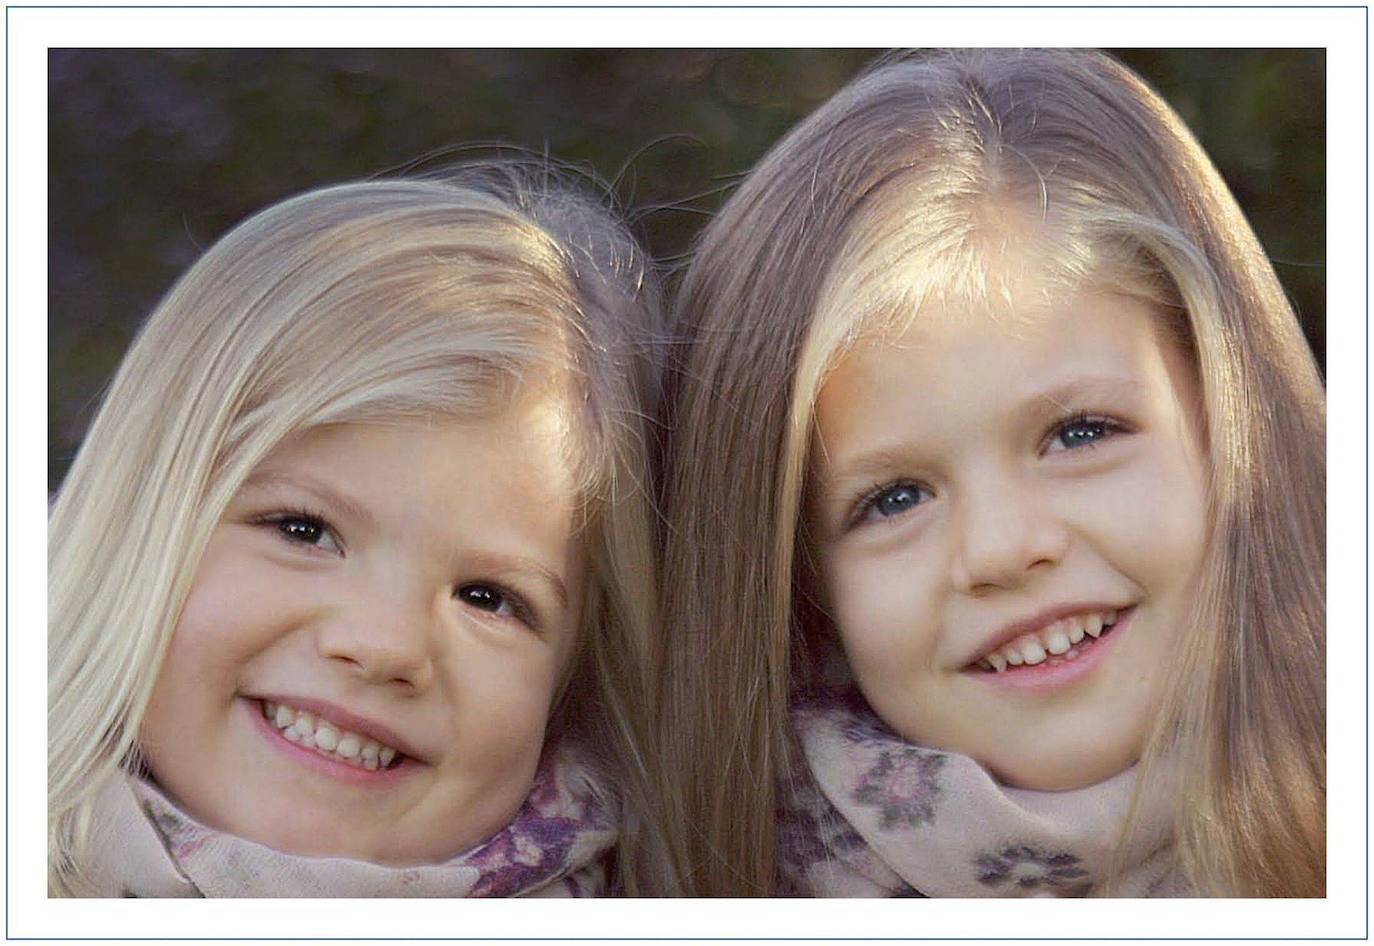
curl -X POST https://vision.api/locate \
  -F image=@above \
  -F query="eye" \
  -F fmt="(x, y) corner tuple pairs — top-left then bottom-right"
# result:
(854, 481), (931, 526)
(264, 512), (342, 554)
(455, 583), (533, 627)
(1045, 413), (1127, 453)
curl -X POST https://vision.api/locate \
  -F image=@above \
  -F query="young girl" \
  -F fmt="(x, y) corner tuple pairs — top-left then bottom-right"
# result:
(49, 164), (666, 897)
(658, 49), (1325, 897)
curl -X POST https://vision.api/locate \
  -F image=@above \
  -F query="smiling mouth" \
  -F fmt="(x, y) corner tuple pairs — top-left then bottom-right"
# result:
(259, 700), (404, 771)
(970, 608), (1125, 672)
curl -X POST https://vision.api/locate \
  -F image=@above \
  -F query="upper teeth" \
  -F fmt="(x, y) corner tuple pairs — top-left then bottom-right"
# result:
(976, 610), (1119, 672)
(261, 701), (399, 770)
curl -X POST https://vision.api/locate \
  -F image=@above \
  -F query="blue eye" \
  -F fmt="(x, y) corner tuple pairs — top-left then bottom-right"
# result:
(857, 482), (930, 525)
(1048, 414), (1123, 452)
(876, 484), (923, 515)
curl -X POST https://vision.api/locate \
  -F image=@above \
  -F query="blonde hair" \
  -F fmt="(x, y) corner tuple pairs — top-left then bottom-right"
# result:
(659, 49), (1324, 896)
(49, 164), (665, 896)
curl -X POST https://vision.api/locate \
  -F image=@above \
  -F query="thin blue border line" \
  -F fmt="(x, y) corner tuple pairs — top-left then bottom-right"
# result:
(0, 938), (1366, 943)
(18, 16), (1363, 944)
(7, 3), (12, 939)
(3, 3), (1368, 7)
(1357, 5), (1368, 939)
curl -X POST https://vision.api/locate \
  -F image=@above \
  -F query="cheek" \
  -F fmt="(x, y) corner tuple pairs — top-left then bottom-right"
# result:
(1066, 442), (1209, 587)
(449, 644), (561, 764)
(823, 544), (942, 673)
(168, 536), (288, 665)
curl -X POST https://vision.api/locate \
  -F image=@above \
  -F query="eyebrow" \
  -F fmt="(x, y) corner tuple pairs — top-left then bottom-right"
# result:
(812, 443), (916, 501)
(240, 471), (378, 529)
(1027, 376), (1146, 414)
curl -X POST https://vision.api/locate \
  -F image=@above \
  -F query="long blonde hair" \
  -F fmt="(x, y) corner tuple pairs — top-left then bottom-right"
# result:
(49, 165), (666, 896)
(659, 49), (1324, 896)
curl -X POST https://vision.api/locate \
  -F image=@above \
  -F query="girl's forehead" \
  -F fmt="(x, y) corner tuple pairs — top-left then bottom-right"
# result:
(261, 384), (584, 478)
(831, 284), (1189, 410)
(853, 264), (1073, 354)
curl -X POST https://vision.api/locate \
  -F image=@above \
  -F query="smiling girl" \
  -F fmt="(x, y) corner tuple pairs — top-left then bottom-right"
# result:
(659, 49), (1324, 896)
(49, 165), (663, 896)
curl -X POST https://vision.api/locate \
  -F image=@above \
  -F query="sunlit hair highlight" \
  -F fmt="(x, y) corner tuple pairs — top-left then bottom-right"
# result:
(660, 49), (1323, 896)
(49, 165), (665, 896)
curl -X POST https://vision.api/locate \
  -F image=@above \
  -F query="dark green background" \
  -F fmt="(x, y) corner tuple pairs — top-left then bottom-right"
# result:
(48, 49), (1325, 491)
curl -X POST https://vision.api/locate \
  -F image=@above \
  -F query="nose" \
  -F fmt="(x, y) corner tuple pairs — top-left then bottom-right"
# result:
(949, 476), (1069, 595)
(316, 595), (437, 692)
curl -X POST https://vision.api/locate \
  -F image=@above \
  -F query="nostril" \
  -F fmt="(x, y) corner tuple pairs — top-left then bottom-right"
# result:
(316, 625), (435, 690)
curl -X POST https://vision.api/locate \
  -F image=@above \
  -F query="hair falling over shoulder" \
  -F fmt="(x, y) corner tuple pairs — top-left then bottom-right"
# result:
(48, 161), (670, 896)
(657, 49), (1324, 896)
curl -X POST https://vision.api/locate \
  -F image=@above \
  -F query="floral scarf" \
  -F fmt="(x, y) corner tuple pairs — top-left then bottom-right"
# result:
(84, 741), (616, 897)
(778, 688), (1187, 897)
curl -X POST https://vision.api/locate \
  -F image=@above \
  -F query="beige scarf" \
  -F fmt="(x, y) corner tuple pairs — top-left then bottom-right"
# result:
(779, 688), (1188, 897)
(83, 741), (616, 897)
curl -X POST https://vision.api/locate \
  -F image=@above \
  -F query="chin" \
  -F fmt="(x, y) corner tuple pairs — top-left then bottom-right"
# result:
(987, 745), (1140, 792)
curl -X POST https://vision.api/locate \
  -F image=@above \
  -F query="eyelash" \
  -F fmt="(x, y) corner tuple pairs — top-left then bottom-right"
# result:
(453, 584), (539, 632)
(845, 411), (1132, 529)
(1043, 411), (1131, 454)
(256, 507), (342, 554)
(849, 481), (931, 529)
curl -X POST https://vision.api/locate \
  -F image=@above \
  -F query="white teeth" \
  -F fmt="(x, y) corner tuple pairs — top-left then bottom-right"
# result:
(261, 701), (401, 770)
(974, 608), (1124, 670)
(313, 725), (339, 752)
(1018, 635), (1047, 665)
(1044, 624), (1072, 655)
(290, 714), (314, 739)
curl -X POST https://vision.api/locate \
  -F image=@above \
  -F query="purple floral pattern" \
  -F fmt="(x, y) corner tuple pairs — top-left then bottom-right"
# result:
(783, 688), (947, 896)
(784, 687), (1176, 897)
(464, 751), (615, 897)
(805, 687), (949, 832)
(974, 844), (1091, 895)
(127, 741), (614, 897)
(777, 777), (868, 895)
(851, 746), (947, 831)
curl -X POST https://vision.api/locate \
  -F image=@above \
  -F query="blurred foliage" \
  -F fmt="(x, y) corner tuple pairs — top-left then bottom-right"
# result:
(49, 49), (1324, 490)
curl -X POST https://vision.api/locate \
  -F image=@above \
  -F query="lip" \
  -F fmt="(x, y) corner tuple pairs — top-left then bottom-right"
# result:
(246, 692), (428, 764)
(242, 698), (423, 784)
(962, 600), (1136, 669)
(964, 606), (1135, 691)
